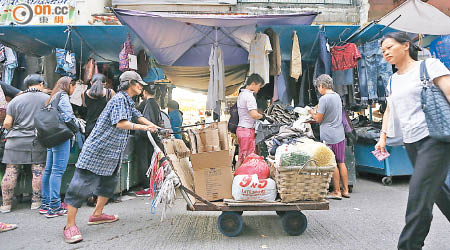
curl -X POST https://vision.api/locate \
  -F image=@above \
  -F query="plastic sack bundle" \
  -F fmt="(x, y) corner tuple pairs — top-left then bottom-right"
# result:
(296, 140), (336, 167)
(232, 174), (277, 202)
(274, 144), (298, 166)
(234, 153), (270, 179)
(280, 151), (311, 167)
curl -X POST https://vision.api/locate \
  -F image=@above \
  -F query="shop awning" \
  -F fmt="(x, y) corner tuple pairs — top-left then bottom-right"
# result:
(113, 8), (318, 67)
(379, 0), (450, 35)
(0, 25), (147, 62)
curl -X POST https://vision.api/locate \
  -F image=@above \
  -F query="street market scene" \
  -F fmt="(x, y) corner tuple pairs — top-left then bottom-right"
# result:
(0, 0), (449, 249)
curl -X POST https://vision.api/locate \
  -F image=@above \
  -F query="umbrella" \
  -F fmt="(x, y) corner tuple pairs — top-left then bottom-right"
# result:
(113, 9), (318, 67)
(113, 9), (318, 92)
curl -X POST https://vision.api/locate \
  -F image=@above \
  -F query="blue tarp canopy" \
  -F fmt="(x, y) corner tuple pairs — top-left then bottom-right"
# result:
(0, 25), (147, 62)
(0, 22), (398, 91)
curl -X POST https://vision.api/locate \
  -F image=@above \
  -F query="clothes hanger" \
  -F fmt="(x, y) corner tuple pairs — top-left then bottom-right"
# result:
(336, 27), (351, 46)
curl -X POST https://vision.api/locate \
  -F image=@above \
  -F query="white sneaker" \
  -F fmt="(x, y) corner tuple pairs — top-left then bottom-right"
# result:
(31, 201), (41, 210)
(0, 205), (12, 213)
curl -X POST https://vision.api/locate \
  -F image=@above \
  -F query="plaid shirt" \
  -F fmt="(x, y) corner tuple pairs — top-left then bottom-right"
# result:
(76, 91), (142, 176)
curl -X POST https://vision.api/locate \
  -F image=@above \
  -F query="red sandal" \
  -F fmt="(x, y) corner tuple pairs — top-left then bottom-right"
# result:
(0, 222), (17, 233)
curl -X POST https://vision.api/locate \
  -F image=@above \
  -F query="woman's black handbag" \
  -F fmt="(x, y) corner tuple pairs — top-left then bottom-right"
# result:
(420, 60), (450, 142)
(34, 92), (78, 148)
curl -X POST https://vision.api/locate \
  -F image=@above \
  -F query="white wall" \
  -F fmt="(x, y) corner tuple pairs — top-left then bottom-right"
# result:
(75, 0), (109, 25)
(112, 0), (237, 5)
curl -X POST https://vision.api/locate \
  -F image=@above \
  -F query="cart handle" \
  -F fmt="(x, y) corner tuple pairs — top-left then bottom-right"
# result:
(179, 185), (220, 211)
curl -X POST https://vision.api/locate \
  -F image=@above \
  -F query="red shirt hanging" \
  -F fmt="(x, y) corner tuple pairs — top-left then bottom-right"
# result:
(331, 43), (361, 71)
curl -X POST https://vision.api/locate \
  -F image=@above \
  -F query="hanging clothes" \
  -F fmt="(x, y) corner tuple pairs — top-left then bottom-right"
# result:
(290, 31), (302, 80)
(0, 47), (17, 86)
(418, 48), (432, 61)
(264, 28), (281, 76)
(332, 68), (353, 86)
(313, 31), (332, 80)
(275, 61), (294, 105)
(429, 35), (450, 68)
(43, 53), (60, 89)
(331, 43), (361, 71)
(249, 32), (272, 84)
(70, 83), (88, 107)
(206, 45), (225, 116)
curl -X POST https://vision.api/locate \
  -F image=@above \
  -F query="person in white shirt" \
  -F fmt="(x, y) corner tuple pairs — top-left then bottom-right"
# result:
(376, 32), (450, 250)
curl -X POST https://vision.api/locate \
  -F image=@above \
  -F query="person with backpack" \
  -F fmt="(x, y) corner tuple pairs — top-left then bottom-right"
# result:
(235, 73), (265, 168)
(40, 76), (79, 218)
(0, 74), (48, 213)
(82, 73), (115, 138)
(62, 71), (158, 244)
(135, 84), (163, 197)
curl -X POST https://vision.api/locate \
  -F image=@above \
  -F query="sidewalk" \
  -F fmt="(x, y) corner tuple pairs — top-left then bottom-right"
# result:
(1, 176), (449, 250)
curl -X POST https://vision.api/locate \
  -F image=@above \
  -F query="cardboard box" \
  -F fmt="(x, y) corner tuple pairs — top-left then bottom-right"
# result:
(190, 150), (232, 170)
(193, 166), (233, 201)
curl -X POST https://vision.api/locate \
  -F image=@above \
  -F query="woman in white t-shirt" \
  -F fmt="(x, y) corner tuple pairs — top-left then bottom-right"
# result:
(375, 32), (450, 250)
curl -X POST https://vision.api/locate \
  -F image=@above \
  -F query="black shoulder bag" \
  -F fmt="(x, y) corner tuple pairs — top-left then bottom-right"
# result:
(34, 92), (78, 148)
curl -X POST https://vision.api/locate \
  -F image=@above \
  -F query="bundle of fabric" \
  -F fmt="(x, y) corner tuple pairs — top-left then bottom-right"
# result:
(296, 138), (337, 167)
(146, 132), (181, 221)
(265, 103), (298, 125)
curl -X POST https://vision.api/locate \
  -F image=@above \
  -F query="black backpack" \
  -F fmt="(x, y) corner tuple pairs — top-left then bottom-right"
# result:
(228, 102), (239, 134)
(34, 92), (78, 148)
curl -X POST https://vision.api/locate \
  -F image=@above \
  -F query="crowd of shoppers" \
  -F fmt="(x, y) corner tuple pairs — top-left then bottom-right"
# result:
(0, 71), (161, 241)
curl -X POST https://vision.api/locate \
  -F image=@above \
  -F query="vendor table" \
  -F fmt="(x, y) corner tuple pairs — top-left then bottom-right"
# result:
(354, 143), (413, 185)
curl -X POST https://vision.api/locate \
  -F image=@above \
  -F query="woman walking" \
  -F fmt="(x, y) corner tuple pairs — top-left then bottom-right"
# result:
(376, 32), (450, 250)
(40, 77), (79, 218)
(0, 74), (48, 213)
(82, 73), (115, 138)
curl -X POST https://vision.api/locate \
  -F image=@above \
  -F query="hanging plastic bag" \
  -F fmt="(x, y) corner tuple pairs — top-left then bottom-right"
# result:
(0, 43), (6, 63)
(119, 35), (135, 72)
(234, 153), (270, 179)
(55, 29), (76, 78)
(83, 58), (98, 83)
(232, 174), (276, 202)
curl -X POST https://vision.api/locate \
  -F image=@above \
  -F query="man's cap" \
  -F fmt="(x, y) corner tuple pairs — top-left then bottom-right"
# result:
(119, 71), (148, 86)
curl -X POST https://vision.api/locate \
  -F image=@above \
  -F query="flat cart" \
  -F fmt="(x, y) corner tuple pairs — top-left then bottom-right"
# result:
(179, 186), (329, 237)
(152, 130), (330, 237)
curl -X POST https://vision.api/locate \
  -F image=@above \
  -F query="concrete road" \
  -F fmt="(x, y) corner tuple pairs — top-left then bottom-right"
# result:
(1, 175), (449, 250)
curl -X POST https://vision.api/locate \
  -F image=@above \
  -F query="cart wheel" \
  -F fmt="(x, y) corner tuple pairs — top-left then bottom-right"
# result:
(348, 185), (353, 193)
(218, 212), (243, 237)
(276, 211), (286, 217)
(281, 211), (308, 236)
(382, 176), (393, 186)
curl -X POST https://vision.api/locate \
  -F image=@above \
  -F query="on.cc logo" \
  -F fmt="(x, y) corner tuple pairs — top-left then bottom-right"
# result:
(12, 3), (33, 25)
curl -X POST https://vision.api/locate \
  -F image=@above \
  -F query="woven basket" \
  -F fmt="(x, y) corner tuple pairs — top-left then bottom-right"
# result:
(275, 160), (335, 202)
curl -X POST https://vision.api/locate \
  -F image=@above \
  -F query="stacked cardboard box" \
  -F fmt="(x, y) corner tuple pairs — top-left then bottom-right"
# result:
(189, 122), (233, 201)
